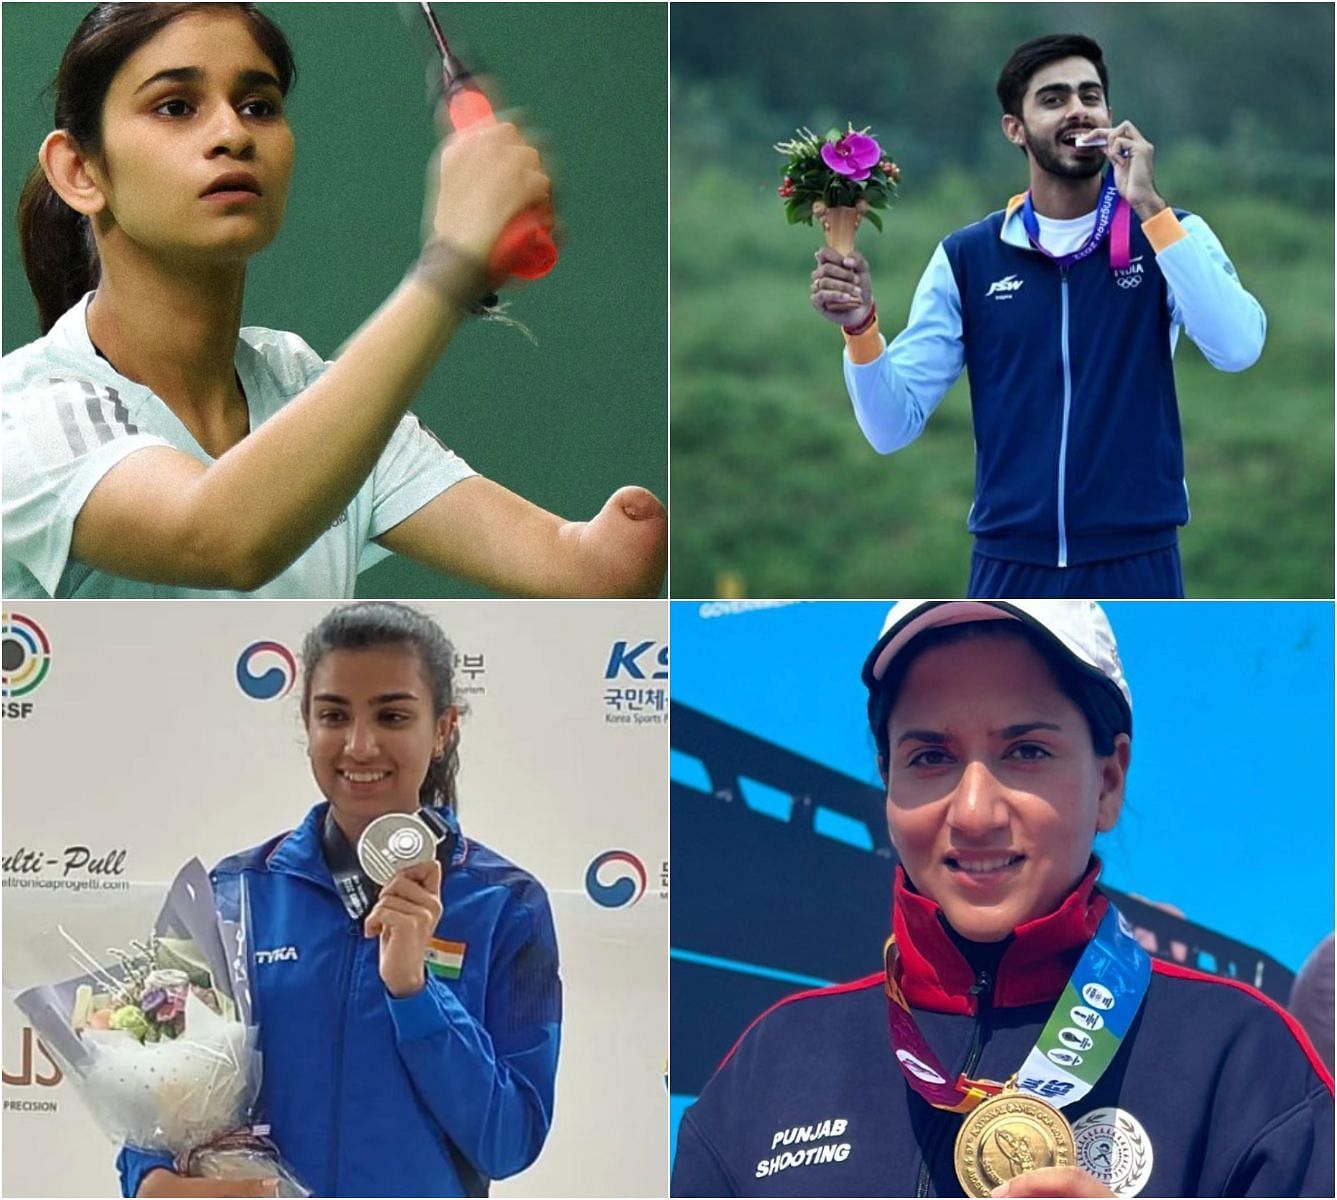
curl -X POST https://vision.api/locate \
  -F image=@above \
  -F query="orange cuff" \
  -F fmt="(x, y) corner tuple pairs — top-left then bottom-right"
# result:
(843, 319), (883, 365)
(1141, 207), (1187, 254)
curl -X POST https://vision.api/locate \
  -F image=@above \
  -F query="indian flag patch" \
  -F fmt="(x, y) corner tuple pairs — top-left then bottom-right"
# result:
(425, 937), (466, 980)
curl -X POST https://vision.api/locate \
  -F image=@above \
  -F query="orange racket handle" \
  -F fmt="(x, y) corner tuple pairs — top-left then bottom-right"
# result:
(447, 87), (557, 281)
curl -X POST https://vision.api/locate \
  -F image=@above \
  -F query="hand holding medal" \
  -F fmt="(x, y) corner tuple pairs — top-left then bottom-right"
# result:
(1080, 120), (1166, 220)
(990, 1165), (1116, 1197)
(364, 859), (445, 998)
(955, 1085), (1080, 1197)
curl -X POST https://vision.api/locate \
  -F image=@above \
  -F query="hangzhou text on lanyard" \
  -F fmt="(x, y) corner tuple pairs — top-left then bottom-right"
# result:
(1020, 174), (1132, 272)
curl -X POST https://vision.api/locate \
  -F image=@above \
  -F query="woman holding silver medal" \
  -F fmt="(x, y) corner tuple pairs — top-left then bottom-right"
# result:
(122, 602), (560, 1198)
(672, 600), (1333, 1198)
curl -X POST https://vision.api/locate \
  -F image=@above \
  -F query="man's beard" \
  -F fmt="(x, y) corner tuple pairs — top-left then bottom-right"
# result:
(1024, 125), (1105, 181)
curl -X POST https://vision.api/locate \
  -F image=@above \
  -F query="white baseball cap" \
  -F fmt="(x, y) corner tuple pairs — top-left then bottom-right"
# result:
(863, 600), (1132, 732)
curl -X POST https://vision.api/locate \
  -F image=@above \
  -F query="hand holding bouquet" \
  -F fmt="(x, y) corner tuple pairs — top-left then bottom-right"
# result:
(775, 125), (900, 253)
(13, 860), (307, 1196)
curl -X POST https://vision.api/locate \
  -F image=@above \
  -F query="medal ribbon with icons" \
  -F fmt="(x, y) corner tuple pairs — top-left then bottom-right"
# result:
(885, 903), (1151, 1114)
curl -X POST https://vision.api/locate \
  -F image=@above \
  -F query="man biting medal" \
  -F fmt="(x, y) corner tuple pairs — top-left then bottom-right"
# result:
(811, 34), (1267, 599)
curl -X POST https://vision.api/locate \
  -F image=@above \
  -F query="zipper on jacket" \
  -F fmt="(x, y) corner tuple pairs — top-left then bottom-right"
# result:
(328, 920), (359, 1191)
(1056, 268), (1072, 568)
(916, 969), (994, 1198)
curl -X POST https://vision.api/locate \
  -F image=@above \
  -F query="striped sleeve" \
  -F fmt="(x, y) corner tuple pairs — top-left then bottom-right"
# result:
(2, 374), (171, 596)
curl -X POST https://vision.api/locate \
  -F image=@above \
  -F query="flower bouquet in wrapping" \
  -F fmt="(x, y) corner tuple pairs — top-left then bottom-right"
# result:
(775, 125), (900, 254)
(13, 859), (308, 1196)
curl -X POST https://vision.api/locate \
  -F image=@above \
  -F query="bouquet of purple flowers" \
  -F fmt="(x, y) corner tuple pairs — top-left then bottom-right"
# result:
(775, 125), (900, 252)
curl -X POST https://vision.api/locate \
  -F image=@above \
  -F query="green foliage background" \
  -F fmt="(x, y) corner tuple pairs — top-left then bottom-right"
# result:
(671, 2), (1334, 597)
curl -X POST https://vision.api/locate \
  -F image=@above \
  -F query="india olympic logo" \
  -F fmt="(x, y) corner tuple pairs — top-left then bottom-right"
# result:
(584, 850), (647, 908)
(2, 613), (52, 698)
(235, 640), (297, 701)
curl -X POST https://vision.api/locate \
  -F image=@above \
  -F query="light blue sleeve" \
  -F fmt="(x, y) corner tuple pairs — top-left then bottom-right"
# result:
(841, 242), (966, 454)
(385, 892), (560, 1182)
(238, 328), (480, 576)
(1160, 213), (1267, 372)
(358, 415), (478, 573)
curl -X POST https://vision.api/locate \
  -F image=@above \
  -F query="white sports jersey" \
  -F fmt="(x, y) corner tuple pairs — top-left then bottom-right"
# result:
(2, 295), (475, 597)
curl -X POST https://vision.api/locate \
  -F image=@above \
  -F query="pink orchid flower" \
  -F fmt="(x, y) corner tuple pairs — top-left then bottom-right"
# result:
(821, 132), (882, 181)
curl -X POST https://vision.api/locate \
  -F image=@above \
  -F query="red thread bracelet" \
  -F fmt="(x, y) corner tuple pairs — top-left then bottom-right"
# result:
(843, 302), (877, 337)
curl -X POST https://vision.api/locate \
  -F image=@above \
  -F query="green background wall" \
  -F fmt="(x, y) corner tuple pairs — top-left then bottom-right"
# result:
(3, 2), (668, 597)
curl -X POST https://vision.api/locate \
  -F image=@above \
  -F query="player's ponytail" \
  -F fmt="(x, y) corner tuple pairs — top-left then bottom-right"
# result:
(18, 165), (100, 336)
(17, 3), (295, 335)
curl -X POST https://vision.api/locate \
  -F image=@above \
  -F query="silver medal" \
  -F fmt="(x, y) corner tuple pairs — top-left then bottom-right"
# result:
(357, 811), (442, 885)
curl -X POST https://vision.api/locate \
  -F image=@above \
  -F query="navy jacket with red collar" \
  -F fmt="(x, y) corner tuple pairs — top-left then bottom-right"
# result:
(672, 863), (1333, 1197)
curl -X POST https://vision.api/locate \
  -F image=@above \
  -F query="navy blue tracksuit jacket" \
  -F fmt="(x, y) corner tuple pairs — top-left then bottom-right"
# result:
(842, 197), (1266, 573)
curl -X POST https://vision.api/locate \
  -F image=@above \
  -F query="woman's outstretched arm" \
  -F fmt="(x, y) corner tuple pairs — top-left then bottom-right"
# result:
(68, 124), (549, 592)
(376, 476), (667, 597)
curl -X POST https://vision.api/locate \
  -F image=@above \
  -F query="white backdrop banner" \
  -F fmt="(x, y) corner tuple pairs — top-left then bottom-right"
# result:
(1, 600), (668, 1198)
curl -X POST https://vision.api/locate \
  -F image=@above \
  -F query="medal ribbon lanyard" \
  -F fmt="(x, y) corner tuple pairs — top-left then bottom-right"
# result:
(885, 903), (1151, 1114)
(1020, 174), (1132, 272)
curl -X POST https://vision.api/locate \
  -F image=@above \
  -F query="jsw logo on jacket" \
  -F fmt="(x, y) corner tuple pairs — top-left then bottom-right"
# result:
(949, 202), (1189, 567)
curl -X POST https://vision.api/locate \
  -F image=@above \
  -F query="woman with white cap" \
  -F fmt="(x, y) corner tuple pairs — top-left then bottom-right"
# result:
(672, 600), (1333, 1198)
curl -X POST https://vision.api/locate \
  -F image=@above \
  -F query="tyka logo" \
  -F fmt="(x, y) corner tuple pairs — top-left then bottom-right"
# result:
(235, 640), (296, 701)
(986, 273), (1024, 299)
(254, 946), (299, 965)
(604, 640), (668, 680)
(584, 850), (647, 908)
(2, 612), (51, 701)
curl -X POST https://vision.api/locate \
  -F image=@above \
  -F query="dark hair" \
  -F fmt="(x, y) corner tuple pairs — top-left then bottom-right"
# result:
(18, 3), (295, 334)
(300, 603), (464, 813)
(996, 33), (1108, 119)
(868, 621), (1128, 769)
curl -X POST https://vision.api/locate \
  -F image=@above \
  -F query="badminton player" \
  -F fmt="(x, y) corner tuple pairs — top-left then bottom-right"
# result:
(3, 3), (666, 599)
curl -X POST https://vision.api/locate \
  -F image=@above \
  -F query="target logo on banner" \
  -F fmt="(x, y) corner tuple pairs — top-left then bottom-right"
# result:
(585, 850), (647, 908)
(235, 640), (297, 701)
(2, 613), (52, 699)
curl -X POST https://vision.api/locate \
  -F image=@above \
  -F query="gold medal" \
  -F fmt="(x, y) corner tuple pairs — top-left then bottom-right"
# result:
(954, 1089), (1076, 1198)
